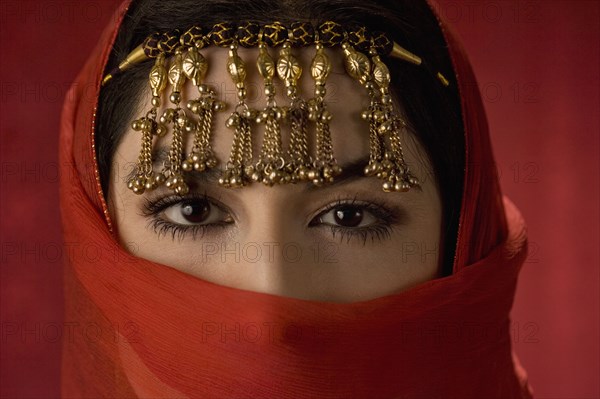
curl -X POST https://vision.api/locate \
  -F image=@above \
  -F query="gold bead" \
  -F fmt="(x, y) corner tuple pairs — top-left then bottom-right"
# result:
(176, 115), (187, 125)
(286, 86), (297, 97)
(151, 96), (160, 107)
(394, 181), (408, 192)
(372, 57), (391, 88)
(170, 92), (181, 104)
(182, 47), (208, 87)
(227, 48), (247, 84)
(320, 110), (332, 122)
(378, 120), (392, 134)
(207, 157), (218, 168)
(155, 123), (167, 137)
(136, 119), (147, 131)
(154, 173), (166, 185)
(133, 178), (145, 190)
(280, 107), (289, 120)
(311, 47), (331, 85)
(315, 86), (326, 97)
(175, 184), (189, 195)
(382, 181), (392, 192)
(182, 160), (192, 172)
(149, 66), (167, 99)
(265, 85), (274, 97)
(257, 47), (275, 80)
(263, 178), (274, 187)
(343, 46), (370, 83)
(160, 109), (174, 124)
(274, 108), (283, 120)
(197, 98), (208, 109)
(194, 162), (205, 171)
(226, 113), (240, 128)
(374, 111), (385, 122)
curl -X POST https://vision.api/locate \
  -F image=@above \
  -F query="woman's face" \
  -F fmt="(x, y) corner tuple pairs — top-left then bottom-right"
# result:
(108, 47), (442, 303)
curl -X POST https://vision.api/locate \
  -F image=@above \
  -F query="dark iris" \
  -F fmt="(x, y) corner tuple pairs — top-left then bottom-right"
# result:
(334, 206), (363, 227)
(180, 200), (210, 224)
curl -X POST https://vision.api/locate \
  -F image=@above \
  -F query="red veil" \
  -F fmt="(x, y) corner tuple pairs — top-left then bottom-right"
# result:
(59, 0), (534, 397)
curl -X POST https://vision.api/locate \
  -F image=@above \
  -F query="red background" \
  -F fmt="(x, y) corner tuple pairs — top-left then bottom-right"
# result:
(1, 1), (598, 397)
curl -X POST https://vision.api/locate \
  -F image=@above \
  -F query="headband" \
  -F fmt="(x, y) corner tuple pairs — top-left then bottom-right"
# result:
(102, 21), (450, 195)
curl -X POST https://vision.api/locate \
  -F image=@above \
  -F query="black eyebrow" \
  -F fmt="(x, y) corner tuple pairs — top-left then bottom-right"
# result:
(126, 146), (420, 192)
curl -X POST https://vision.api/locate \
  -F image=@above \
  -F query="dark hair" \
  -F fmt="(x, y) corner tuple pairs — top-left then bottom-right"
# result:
(96, 0), (465, 276)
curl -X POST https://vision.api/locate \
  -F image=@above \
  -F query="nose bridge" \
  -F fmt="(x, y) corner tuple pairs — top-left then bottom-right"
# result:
(239, 188), (309, 295)
(244, 191), (297, 264)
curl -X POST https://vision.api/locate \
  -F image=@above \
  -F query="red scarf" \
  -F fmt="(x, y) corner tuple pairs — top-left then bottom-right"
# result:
(59, 1), (534, 397)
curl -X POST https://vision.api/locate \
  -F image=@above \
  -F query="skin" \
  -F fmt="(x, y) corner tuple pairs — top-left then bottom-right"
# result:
(107, 47), (442, 303)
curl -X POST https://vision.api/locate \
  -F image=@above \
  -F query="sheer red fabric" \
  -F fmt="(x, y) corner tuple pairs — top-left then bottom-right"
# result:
(59, 0), (534, 397)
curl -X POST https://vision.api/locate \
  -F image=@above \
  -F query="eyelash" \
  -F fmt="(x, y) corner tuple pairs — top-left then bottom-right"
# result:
(142, 192), (230, 242)
(141, 192), (401, 245)
(309, 195), (399, 245)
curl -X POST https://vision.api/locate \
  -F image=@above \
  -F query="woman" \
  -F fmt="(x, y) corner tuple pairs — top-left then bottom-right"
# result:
(59, 0), (533, 397)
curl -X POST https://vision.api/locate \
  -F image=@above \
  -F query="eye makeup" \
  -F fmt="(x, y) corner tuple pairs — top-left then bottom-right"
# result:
(140, 189), (405, 245)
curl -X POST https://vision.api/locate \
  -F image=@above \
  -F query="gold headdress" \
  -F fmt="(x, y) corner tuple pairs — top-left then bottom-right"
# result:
(102, 21), (449, 195)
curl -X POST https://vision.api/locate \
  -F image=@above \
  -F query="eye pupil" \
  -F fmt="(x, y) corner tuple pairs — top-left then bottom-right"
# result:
(180, 200), (210, 223)
(334, 206), (363, 227)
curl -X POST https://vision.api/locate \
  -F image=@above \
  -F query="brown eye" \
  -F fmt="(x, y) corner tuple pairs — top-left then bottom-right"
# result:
(334, 206), (363, 227)
(163, 199), (231, 226)
(180, 200), (211, 223)
(318, 204), (377, 229)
